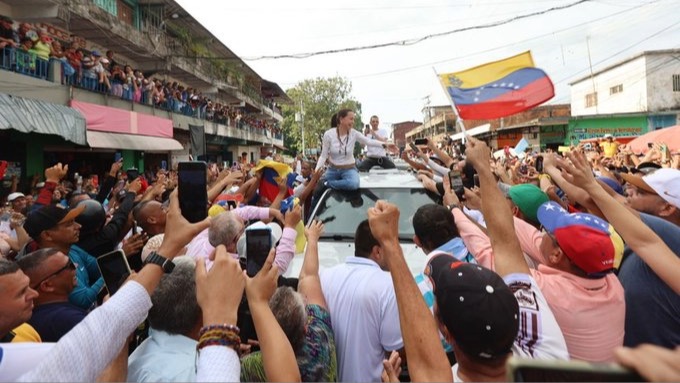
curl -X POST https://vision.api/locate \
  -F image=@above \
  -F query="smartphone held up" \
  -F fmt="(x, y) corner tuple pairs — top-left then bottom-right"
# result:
(448, 170), (465, 201)
(178, 161), (208, 223)
(96, 250), (132, 296)
(245, 227), (272, 278)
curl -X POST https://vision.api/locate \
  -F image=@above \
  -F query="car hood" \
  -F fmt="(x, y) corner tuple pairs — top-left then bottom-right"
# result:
(282, 241), (427, 278)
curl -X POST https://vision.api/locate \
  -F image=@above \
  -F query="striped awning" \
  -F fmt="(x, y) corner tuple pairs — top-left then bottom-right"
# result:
(0, 93), (87, 145)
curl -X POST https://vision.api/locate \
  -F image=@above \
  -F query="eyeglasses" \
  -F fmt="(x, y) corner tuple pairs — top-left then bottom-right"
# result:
(31, 258), (76, 289)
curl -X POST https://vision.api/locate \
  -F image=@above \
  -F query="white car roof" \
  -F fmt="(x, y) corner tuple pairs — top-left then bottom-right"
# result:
(359, 169), (423, 189)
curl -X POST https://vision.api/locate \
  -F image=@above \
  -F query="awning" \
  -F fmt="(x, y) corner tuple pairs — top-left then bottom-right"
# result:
(450, 123), (491, 141)
(86, 131), (184, 152)
(0, 93), (87, 145)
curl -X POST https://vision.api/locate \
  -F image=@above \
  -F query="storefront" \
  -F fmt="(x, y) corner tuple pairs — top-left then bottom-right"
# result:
(567, 115), (648, 146)
(539, 125), (567, 150)
(70, 100), (184, 174)
(0, 93), (87, 191)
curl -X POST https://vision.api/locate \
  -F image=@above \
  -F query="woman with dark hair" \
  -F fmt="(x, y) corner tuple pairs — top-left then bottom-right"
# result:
(315, 109), (396, 191)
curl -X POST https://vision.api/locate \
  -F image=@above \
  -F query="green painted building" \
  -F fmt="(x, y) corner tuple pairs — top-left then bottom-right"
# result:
(567, 114), (648, 146)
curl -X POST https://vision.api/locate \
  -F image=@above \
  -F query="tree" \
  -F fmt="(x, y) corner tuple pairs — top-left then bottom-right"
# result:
(281, 76), (363, 156)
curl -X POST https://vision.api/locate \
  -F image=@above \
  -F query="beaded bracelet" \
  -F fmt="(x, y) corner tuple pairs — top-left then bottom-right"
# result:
(199, 323), (240, 337)
(197, 324), (241, 353)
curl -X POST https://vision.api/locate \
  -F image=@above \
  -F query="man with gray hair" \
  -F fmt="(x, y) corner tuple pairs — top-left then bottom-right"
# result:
(185, 205), (301, 274)
(127, 256), (201, 382)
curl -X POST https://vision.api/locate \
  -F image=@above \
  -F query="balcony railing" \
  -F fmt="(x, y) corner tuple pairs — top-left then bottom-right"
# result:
(1, 48), (50, 81)
(0, 47), (283, 143)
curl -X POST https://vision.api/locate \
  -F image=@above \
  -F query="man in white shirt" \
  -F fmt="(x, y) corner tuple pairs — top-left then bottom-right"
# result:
(320, 219), (403, 382)
(358, 115), (396, 171)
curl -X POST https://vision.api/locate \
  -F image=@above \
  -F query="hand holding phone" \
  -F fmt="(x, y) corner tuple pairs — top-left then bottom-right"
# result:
(246, 228), (272, 277)
(178, 162), (208, 223)
(97, 250), (132, 296)
(448, 170), (465, 200)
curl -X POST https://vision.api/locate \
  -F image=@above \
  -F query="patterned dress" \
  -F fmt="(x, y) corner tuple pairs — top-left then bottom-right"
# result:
(240, 304), (337, 382)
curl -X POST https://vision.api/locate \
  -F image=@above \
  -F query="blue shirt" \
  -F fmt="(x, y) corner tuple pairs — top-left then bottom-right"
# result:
(617, 213), (680, 348)
(127, 329), (197, 382)
(68, 245), (104, 310)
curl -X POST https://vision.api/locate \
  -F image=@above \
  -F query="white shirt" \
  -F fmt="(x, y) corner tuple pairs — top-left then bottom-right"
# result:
(365, 128), (388, 158)
(5, 281), (240, 383)
(504, 273), (569, 360)
(316, 128), (385, 171)
(320, 256), (404, 382)
(127, 329), (197, 382)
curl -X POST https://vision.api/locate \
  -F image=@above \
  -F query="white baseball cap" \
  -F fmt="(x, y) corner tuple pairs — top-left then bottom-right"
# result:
(7, 192), (25, 202)
(236, 221), (283, 258)
(643, 168), (680, 208)
(603, 134), (613, 138)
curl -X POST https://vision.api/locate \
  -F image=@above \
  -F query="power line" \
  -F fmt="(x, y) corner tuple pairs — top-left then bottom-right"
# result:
(345, 0), (661, 80)
(242, 0), (594, 60)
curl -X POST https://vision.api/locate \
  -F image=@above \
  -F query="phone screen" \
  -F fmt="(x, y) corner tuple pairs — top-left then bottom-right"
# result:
(449, 170), (465, 200)
(414, 138), (428, 146)
(408, 142), (420, 153)
(246, 228), (272, 277)
(114, 152), (122, 162)
(535, 156), (544, 173)
(509, 360), (643, 382)
(178, 162), (208, 223)
(96, 250), (131, 296)
(161, 160), (168, 171)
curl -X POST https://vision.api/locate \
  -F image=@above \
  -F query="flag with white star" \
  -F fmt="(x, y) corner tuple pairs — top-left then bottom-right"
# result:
(437, 51), (554, 120)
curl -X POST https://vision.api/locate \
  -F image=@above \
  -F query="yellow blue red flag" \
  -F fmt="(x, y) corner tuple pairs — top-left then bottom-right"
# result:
(438, 51), (554, 120)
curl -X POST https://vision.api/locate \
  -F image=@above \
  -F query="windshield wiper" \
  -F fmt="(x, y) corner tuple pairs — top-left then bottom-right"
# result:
(319, 234), (355, 241)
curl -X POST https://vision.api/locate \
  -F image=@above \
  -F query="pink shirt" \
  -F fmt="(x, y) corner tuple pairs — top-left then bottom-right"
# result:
(453, 209), (625, 362)
(185, 206), (296, 274)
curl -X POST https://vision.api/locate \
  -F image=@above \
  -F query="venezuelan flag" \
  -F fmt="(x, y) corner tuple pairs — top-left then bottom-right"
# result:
(438, 51), (554, 120)
(252, 160), (295, 203)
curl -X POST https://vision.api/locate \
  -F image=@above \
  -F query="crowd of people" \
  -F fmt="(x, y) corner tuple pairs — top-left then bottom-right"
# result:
(1, 106), (679, 382)
(0, 15), (283, 139)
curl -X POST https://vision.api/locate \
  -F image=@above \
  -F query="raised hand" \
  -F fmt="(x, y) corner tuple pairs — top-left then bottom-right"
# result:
(284, 204), (302, 228)
(381, 350), (402, 383)
(196, 244), (245, 326)
(45, 163), (68, 183)
(244, 248), (278, 304)
(559, 151), (598, 191)
(464, 136), (492, 171)
(367, 200), (400, 246)
(304, 219), (325, 242)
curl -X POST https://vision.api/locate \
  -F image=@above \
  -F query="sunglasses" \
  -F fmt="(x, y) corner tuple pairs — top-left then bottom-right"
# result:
(31, 258), (76, 289)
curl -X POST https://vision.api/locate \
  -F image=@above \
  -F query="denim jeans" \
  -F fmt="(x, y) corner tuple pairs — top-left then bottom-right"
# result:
(325, 166), (360, 191)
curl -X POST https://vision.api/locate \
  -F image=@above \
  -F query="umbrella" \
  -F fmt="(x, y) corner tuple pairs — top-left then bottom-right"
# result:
(628, 125), (680, 154)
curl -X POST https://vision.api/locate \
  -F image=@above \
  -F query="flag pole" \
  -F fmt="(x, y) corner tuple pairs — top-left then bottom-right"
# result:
(433, 67), (467, 142)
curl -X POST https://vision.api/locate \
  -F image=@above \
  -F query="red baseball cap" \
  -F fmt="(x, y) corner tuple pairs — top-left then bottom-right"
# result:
(537, 202), (623, 276)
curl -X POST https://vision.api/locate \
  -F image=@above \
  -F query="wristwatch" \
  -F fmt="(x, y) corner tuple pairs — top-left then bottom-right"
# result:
(446, 203), (460, 211)
(144, 251), (175, 273)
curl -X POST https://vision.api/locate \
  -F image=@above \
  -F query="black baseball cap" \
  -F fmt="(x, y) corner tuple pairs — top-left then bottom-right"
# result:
(24, 204), (85, 239)
(425, 255), (519, 360)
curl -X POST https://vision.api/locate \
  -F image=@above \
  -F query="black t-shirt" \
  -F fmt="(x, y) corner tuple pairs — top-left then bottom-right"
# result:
(28, 301), (87, 342)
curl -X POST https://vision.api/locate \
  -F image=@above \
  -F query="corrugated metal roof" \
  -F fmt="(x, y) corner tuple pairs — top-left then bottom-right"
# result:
(0, 93), (87, 145)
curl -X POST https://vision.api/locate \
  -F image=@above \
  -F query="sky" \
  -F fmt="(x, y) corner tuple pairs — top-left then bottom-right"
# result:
(175, 0), (680, 128)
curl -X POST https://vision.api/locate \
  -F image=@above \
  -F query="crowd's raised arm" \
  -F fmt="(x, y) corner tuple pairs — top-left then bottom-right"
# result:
(2, 120), (680, 382)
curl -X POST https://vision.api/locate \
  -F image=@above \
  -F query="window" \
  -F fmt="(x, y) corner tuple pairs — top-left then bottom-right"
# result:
(673, 75), (680, 92)
(585, 92), (598, 108)
(610, 84), (623, 95)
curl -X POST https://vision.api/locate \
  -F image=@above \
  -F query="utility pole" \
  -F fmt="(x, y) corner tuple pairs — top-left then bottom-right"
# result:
(296, 100), (305, 157)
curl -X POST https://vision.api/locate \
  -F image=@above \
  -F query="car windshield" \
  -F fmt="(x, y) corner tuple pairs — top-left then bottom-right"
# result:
(312, 187), (441, 242)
